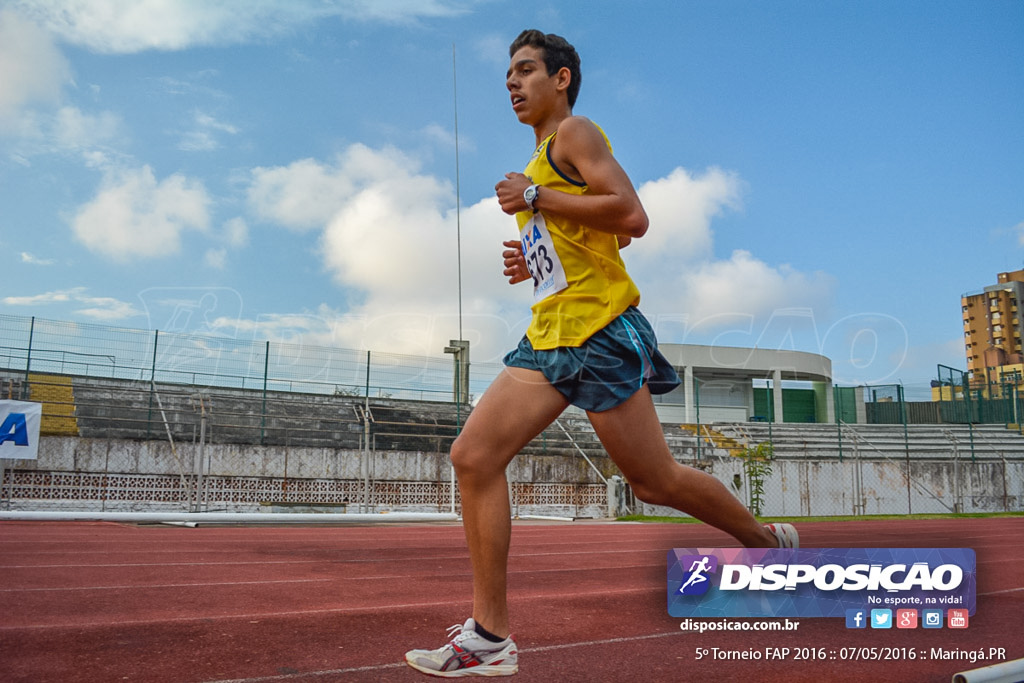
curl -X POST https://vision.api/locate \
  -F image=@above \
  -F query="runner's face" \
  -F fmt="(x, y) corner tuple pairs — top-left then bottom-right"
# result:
(506, 46), (558, 125)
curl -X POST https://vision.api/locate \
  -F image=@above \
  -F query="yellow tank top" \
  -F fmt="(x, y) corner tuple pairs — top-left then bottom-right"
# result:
(516, 124), (641, 349)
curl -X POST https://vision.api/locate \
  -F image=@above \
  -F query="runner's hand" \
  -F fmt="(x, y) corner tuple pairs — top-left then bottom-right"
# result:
(495, 172), (531, 215)
(502, 239), (530, 284)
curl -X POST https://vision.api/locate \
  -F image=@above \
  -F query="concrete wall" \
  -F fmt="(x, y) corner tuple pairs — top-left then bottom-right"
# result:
(5, 434), (1021, 518)
(640, 454), (1023, 518)
(14, 436), (613, 483)
(0, 436), (615, 517)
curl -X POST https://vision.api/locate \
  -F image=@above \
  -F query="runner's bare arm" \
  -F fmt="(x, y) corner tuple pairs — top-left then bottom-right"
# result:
(494, 116), (647, 238)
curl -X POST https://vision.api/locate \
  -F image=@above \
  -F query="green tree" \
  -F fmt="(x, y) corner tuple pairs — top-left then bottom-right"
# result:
(740, 442), (774, 517)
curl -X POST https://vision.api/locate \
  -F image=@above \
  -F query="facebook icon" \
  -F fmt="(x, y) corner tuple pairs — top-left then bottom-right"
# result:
(846, 609), (867, 629)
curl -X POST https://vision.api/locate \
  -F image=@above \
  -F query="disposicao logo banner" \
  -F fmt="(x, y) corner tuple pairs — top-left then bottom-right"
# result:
(668, 548), (975, 618)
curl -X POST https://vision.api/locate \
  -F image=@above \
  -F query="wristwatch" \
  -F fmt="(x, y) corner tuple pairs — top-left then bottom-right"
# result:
(523, 184), (540, 212)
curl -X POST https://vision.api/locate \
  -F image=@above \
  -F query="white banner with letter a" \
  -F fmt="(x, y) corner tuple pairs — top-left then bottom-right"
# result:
(0, 400), (43, 460)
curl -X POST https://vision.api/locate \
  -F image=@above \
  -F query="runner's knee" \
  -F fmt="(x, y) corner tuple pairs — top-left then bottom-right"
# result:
(627, 466), (686, 507)
(449, 435), (500, 479)
(630, 479), (673, 507)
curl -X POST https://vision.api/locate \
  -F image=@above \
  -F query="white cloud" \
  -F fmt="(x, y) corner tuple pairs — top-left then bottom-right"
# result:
(675, 250), (834, 325)
(72, 165), (211, 261)
(5, 105), (124, 168)
(74, 295), (143, 320)
(178, 130), (217, 152)
(136, 287), (244, 333)
(0, 10), (124, 167)
(421, 123), (456, 148)
(195, 111), (237, 134)
(629, 245), (836, 350)
(320, 161), (454, 294)
(204, 248), (227, 269)
(20, 252), (55, 266)
(249, 156), (357, 232)
(320, 192), (524, 359)
(242, 146), (835, 361)
(472, 33), (509, 67)
(243, 144), (523, 359)
(618, 167), (835, 345)
(1014, 220), (1024, 246)
(11, 0), (475, 54)
(2, 287), (141, 320)
(151, 73), (228, 100)
(631, 166), (743, 261)
(223, 217), (249, 247)
(2, 291), (73, 306)
(51, 106), (122, 153)
(178, 110), (239, 151)
(0, 8), (71, 129)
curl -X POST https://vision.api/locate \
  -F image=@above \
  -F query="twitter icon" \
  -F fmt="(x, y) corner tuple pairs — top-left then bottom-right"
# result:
(870, 609), (892, 629)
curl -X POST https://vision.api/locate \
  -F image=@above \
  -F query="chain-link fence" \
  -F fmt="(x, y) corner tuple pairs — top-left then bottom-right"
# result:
(2, 314), (612, 516)
(644, 424), (1022, 521)
(933, 363), (1024, 425)
(0, 313), (499, 403)
(1, 371), (618, 517)
(2, 313), (1023, 518)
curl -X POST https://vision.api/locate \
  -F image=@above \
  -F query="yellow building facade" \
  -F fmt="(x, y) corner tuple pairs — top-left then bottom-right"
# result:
(962, 268), (1024, 394)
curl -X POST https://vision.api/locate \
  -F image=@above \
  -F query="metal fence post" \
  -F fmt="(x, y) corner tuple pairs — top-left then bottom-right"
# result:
(695, 378), (702, 460)
(1002, 456), (1009, 512)
(260, 340), (270, 446)
(854, 429), (864, 516)
(21, 316), (35, 399)
(363, 350), (371, 513)
(950, 432), (962, 514)
(444, 340), (470, 516)
(193, 395), (208, 513)
(101, 441), (110, 513)
(968, 384), (976, 426)
(1, 459), (8, 510)
(1011, 387), (1019, 436)
(452, 346), (460, 513)
(968, 421), (976, 462)
(146, 330), (159, 437)
(900, 384), (911, 514)
(835, 385), (844, 462)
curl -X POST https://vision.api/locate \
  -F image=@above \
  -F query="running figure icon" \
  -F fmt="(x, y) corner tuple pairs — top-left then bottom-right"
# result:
(678, 556), (713, 593)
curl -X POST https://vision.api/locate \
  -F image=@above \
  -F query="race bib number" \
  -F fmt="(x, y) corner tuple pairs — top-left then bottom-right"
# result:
(520, 213), (568, 301)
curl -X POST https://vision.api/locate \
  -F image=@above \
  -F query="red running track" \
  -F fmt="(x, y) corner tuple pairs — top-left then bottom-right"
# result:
(0, 518), (1022, 682)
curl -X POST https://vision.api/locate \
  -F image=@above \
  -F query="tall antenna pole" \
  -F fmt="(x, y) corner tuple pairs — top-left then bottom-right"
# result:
(450, 44), (464, 516)
(453, 43), (463, 342)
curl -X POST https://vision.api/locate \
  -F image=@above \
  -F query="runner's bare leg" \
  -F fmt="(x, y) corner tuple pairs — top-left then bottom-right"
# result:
(450, 366), (570, 637)
(587, 385), (777, 548)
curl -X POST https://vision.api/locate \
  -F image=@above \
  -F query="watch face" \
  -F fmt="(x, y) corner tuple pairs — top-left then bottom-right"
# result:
(524, 185), (538, 207)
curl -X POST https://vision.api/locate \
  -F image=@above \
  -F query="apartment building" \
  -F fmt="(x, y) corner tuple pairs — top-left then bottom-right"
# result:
(962, 268), (1024, 388)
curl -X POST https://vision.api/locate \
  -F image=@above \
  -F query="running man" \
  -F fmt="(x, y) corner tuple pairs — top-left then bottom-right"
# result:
(405, 29), (798, 678)
(679, 556), (713, 593)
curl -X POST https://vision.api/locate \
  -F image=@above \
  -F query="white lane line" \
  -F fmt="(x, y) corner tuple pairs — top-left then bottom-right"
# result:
(0, 563), (659, 592)
(198, 631), (683, 683)
(0, 579), (333, 593)
(978, 587), (1024, 596)
(0, 586), (654, 631)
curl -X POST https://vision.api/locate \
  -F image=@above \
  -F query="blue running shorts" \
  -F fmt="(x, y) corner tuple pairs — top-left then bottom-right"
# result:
(503, 307), (681, 412)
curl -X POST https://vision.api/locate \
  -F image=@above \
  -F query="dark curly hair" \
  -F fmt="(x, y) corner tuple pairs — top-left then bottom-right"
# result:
(509, 29), (582, 108)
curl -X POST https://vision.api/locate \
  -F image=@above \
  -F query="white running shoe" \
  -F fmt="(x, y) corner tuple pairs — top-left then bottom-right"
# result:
(405, 618), (519, 677)
(765, 522), (799, 548)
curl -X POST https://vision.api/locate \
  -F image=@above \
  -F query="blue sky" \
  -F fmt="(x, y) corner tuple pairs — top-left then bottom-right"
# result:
(1, 0), (1021, 394)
